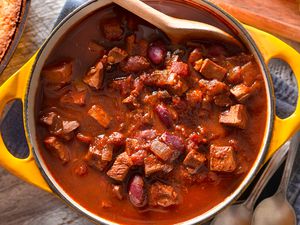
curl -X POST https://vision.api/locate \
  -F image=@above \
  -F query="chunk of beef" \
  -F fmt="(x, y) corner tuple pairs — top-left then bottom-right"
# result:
(112, 185), (123, 200)
(230, 83), (251, 102)
(144, 70), (188, 96)
(44, 136), (70, 163)
(83, 61), (104, 90)
(219, 104), (248, 129)
(188, 48), (203, 65)
(199, 79), (228, 96)
(186, 89), (203, 106)
(107, 47), (128, 64)
(111, 76), (133, 96)
(102, 19), (123, 41)
(149, 182), (179, 207)
(61, 120), (80, 134)
(214, 93), (233, 107)
(49, 116), (80, 140)
(144, 154), (173, 177)
(85, 153), (108, 172)
(240, 61), (260, 86)
(199, 59), (227, 81)
(210, 145), (237, 172)
(102, 144), (113, 161)
(130, 150), (148, 166)
(128, 175), (147, 208)
(88, 104), (112, 128)
(150, 139), (174, 161)
(108, 132), (125, 146)
(154, 104), (177, 129)
(107, 152), (133, 181)
(76, 133), (93, 144)
(169, 61), (189, 77)
(120, 56), (150, 73)
(226, 66), (242, 84)
(183, 150), (206, 172)
(84, 136), (112, 171)
(60, 89), (87, 106)
(42, 62), (72, 86)
(40, 111), (57, 126)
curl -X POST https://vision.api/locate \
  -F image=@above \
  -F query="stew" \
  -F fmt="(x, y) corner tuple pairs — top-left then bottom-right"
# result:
(35, 3), (268, 224)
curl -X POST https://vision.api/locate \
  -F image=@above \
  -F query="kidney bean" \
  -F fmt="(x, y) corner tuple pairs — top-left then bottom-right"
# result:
(148, 44), (166, 65)
(155, 104), (173, 129)
(128, 175), (147, 208)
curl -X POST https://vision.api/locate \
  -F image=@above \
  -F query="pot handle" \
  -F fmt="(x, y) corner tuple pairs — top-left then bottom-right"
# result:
(245, 25), (300, 160)
(0, 54), (51, 192)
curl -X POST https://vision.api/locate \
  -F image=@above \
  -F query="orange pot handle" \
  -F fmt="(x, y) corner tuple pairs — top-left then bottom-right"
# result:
(245, 25), (300, 160)
(0, 54), (51, 192)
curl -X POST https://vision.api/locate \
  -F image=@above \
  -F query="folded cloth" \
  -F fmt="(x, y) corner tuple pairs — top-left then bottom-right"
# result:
(0, 0), (299, 223)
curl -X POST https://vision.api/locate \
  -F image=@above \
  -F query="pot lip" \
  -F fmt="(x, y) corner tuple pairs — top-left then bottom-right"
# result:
(24, 0), (274, 224)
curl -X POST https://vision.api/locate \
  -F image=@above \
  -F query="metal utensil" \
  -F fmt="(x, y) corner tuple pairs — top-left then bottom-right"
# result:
(252, 132), (300, 225)
(112, 0), (242, 47)
(211, 139), (291, 225)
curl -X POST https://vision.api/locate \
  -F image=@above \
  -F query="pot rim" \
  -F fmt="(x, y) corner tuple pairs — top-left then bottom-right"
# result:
(24, 0), (274, 224)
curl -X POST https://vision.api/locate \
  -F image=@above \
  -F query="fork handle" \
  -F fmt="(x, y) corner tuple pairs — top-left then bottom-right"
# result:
(244, 141), (290, 209)
(278, 132), (300, 194)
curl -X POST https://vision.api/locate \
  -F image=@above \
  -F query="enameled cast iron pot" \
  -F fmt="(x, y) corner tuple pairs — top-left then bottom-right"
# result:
(0, 0), (300, 224)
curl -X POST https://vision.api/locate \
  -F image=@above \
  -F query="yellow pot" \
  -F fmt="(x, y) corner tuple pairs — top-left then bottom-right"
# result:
(0, 0), (299, 224)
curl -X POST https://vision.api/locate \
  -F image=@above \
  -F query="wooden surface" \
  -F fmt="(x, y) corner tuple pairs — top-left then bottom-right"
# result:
(0, 0), (299, 225)
(209, 0), (300, 42)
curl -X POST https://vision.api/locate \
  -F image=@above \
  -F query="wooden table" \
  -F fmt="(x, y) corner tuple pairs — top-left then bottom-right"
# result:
(0, 1), (299, 225)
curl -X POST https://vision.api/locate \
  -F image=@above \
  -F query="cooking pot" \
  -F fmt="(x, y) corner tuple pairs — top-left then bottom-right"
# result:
(0, 0), (299, 224)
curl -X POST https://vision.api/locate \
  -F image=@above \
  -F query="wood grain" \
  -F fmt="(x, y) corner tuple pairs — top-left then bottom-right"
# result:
(209, 0), (300, 42)
(0, 168), (93, 225)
